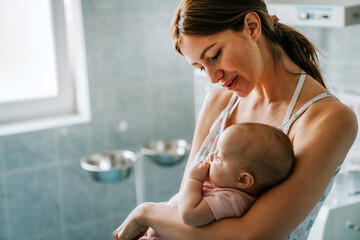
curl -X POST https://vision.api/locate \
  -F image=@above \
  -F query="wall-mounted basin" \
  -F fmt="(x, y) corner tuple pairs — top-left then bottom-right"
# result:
(81, 150), (137, 182)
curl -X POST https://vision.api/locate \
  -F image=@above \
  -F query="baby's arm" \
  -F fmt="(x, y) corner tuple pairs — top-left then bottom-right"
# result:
(178, 161), (215, 227)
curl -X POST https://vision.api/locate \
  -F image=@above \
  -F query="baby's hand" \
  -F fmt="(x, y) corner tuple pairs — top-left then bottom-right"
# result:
(187, 161), (210, 183)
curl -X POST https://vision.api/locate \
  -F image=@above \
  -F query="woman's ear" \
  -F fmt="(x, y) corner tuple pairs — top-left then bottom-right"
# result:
(235, 172), (255, 189)
(244, 12), (261, 42)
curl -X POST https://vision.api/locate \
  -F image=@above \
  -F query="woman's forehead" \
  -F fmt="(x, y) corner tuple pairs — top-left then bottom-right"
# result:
(181, 31), (229, 49)
(180, 35), (213, 55)
(180, 31), (232, 62)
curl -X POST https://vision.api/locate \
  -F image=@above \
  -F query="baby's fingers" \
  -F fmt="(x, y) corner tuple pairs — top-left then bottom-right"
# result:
(197, 161), (211, 170)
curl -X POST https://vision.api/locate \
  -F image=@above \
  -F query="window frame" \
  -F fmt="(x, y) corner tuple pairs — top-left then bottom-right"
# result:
(0, 0), (90, 136)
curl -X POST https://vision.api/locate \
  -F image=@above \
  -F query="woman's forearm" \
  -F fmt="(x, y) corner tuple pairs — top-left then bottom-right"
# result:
(145, 203), (192, 239)
(144, 202), (207, 240)
(143, 202), (251, 240)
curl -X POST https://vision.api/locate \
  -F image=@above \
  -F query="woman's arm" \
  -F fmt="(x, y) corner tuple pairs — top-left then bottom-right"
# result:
(114, 99), (358, 240)
(178, 161), (215, 227)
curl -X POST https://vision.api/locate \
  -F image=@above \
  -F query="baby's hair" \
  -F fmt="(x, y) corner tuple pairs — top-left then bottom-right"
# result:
(227, 122), (295, 193)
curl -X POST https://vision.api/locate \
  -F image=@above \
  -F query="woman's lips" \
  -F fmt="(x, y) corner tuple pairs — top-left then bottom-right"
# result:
(222, 75), (238, 90)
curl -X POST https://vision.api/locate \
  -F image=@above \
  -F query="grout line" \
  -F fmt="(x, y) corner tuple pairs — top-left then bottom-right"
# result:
(107, 183), (112, 231)
(1, 158), (80, 178)
(0, 139), (4, 175)
(2, 162), (58, 177)
(66, 215), (109, 230)
(13, 228), (61, 240)
(1, 174), (11, 240)
(143, 7), (155, 142)
(54, 130), (66, 240)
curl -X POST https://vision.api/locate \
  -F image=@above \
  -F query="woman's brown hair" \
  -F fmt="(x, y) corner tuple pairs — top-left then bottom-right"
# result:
(171, 0), (325, 87)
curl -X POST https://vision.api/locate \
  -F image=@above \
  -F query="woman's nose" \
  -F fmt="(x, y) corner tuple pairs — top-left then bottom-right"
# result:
(206, 69), (224, 84)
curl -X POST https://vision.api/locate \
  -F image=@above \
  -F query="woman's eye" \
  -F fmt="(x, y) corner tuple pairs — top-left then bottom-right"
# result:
(200, 67), (205, 72)
(209, 50), (221, 62)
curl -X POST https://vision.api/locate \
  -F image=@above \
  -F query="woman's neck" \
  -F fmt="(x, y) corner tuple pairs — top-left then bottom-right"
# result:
(250, 47), (302, 106)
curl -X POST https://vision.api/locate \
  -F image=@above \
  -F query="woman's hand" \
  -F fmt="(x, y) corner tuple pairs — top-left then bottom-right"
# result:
(113, 202), (153, 240)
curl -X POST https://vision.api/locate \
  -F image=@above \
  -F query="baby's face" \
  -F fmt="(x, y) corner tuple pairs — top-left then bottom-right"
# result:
(208, 145), (239, 188)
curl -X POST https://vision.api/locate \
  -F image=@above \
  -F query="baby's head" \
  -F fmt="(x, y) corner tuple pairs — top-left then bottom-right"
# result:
(208, 122), (294, 196)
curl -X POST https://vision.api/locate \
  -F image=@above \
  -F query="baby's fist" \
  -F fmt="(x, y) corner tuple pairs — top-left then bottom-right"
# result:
(188, 161), (210, 182)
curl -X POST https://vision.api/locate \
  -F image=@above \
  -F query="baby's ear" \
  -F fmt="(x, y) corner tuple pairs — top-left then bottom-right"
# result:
(235, 172), (255, 189)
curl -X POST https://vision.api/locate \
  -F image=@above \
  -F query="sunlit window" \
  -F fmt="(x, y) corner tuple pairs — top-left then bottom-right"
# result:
(0, 0), (90, 136)
(0, 0), (58, 103)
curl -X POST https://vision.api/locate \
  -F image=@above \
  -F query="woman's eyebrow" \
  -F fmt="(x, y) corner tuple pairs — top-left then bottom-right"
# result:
(200, 43), (216, 60)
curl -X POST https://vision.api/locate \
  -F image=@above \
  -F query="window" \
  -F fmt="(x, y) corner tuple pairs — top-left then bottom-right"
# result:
(0, 0), (90, 136)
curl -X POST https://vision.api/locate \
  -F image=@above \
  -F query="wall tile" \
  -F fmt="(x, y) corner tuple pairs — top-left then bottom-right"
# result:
(55, 127), (91, 162)
(6, 168), (61, 239)
(142, 0), (180, 14)
(81, 0), (95, 21)
(0, 177), (9, 240)
(65, 218), (112, 240)
(0, 140), (4, 173)
(88, 84), (106, 127)
(60, 162), (109, 227)
(155, 159), (187, 201)
(149, 79), (195, 141)
(2, 130), (56, 171)
(93, 0), (145, 18)
(102, 84), (151, 151)
(143, 12), (193, 82)
(83, 18), (104, 88)
(17, 231), (62, 240)
(107, 173), (137, 215)
(97, 15), (147, 87)
(143, 157), (186, 202)
(54, 122), (106, 163)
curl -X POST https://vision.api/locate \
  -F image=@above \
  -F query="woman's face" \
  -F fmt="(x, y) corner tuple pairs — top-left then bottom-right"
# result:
(180, 29), (264, 97)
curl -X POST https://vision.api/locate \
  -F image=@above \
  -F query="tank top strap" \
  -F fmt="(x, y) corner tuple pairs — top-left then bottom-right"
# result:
(228, 95), (241, 116)
(282, 71), (306, 125)
(220, 93), (240, 131)
(279, 92), (337, 134)
(190, 92), (239, 166)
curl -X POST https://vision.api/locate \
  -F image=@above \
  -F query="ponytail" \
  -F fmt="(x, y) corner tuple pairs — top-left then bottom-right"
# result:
(263, 22), (325, 87)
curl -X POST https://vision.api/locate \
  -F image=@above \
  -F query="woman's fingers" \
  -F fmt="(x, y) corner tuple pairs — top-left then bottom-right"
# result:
(113, 203), (152, 240)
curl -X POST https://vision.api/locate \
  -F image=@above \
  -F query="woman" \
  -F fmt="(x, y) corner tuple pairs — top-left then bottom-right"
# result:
(113, 0), (358, 239)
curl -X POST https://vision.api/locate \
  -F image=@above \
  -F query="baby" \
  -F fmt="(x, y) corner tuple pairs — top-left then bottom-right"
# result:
(141, 122), (294, 239)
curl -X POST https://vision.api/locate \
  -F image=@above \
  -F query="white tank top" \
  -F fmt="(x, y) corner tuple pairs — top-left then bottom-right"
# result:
(191, 71), (340, 240)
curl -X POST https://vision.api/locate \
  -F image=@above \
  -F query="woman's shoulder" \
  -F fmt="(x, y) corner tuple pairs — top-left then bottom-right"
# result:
(196, 88), (234, 131)
(318, 96), (358, 133)
(294, 76), (357, 137)
(203, 88), (233, 112)
(292, 93), (358, 160)
(304, 94), (357, 127)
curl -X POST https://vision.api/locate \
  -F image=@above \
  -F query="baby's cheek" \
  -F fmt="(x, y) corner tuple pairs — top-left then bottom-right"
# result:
(208, 167), (215, 180)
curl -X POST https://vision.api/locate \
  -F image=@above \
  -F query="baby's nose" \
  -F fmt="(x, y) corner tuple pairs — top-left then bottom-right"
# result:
(209, 153), (214, 162)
